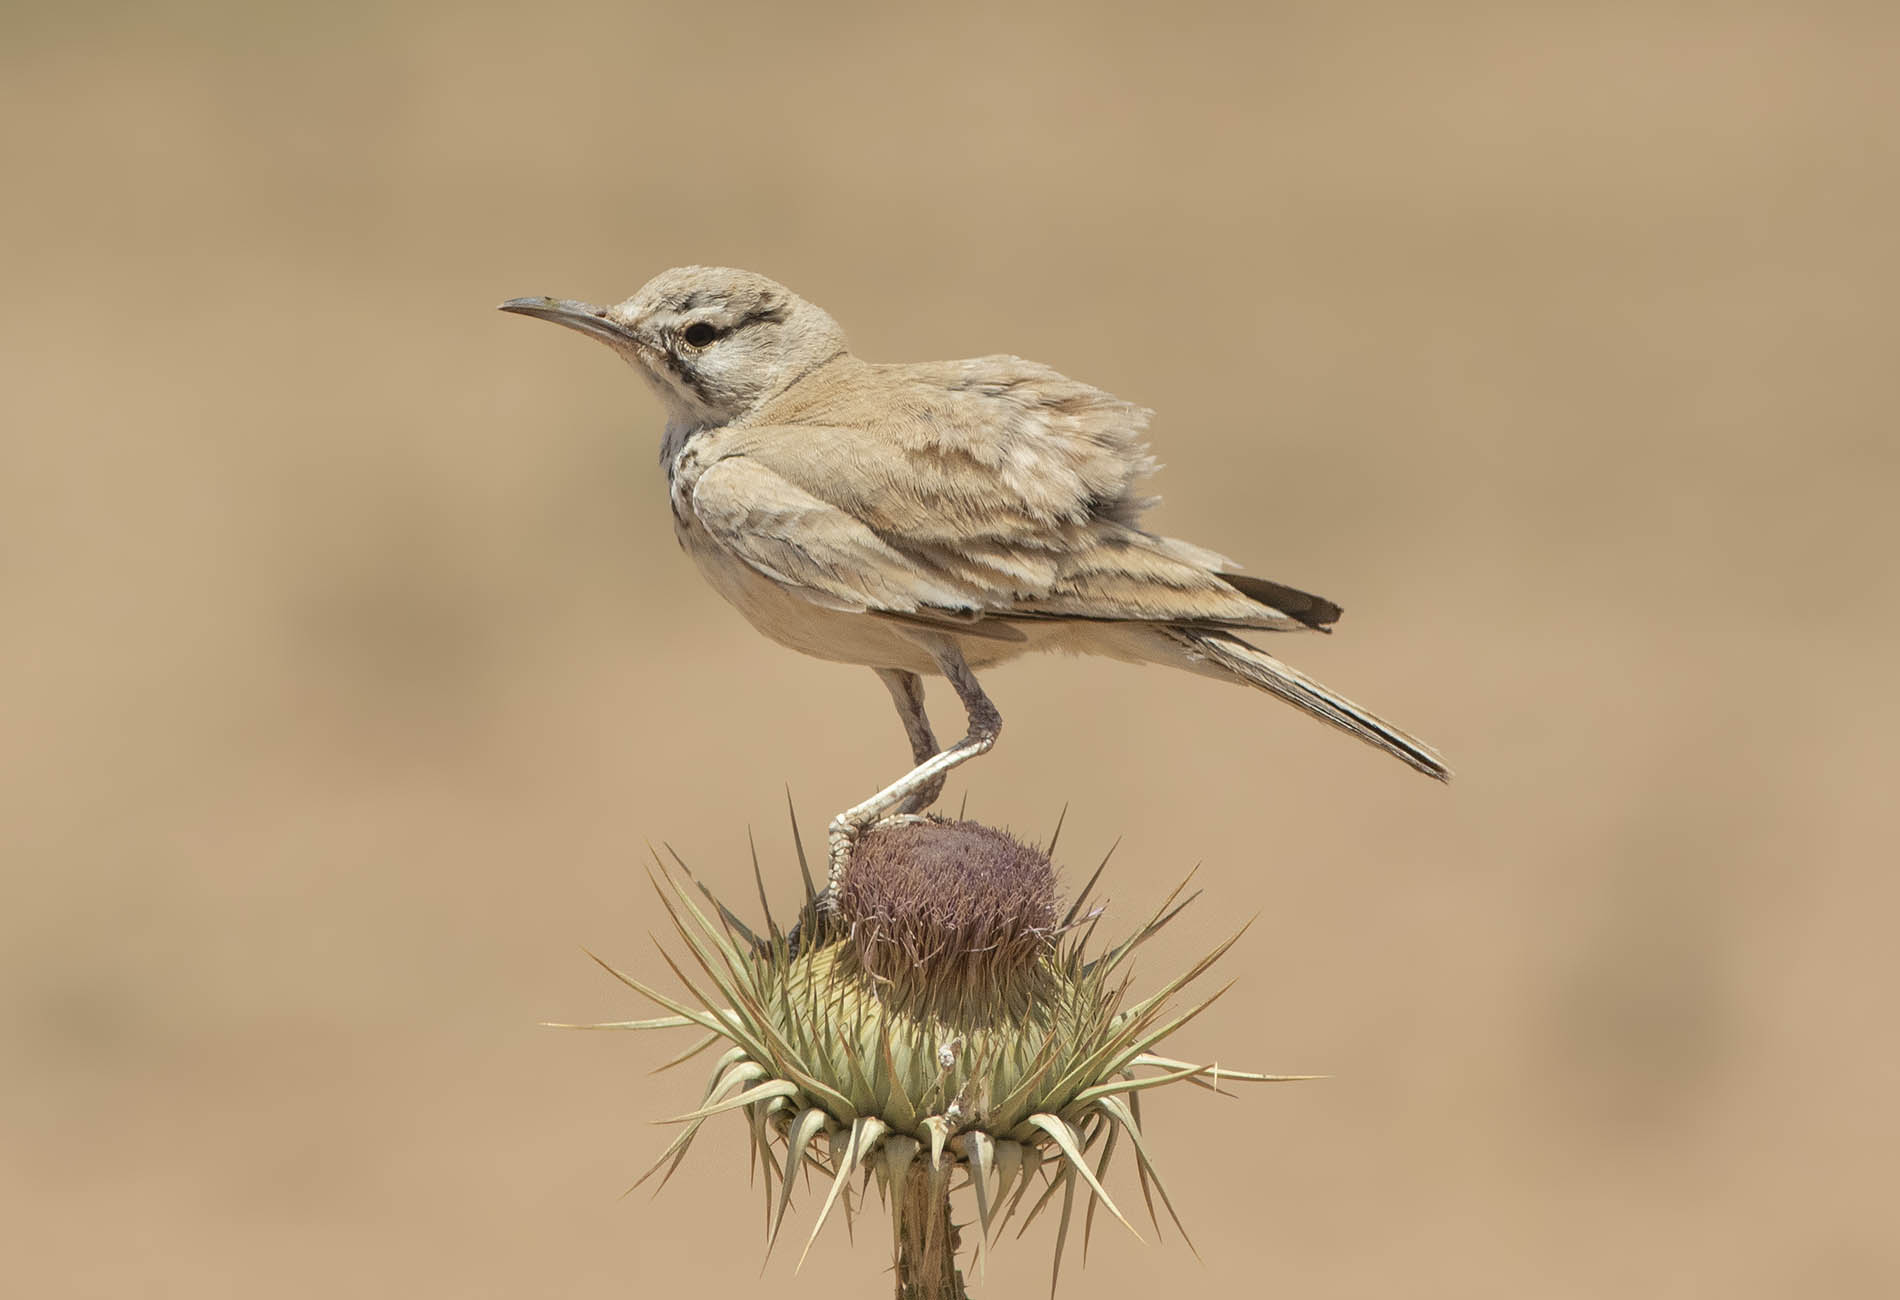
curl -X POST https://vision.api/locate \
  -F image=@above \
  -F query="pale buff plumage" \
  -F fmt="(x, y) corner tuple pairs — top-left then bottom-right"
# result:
(501, 267), (1447, 889)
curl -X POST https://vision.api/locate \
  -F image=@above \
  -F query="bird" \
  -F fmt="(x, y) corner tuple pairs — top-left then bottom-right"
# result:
(500, 266), (1447, 893)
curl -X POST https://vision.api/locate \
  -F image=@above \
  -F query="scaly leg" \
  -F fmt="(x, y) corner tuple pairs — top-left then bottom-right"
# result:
(828, 638), (1002, 900)
(875, 667), (946, 814)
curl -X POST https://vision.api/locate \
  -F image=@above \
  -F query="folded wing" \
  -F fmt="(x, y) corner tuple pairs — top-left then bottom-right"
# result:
(692, 356), (1333, 633)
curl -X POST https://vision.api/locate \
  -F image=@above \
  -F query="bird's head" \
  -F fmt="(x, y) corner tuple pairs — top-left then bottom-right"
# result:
(500, 266), (848, 431)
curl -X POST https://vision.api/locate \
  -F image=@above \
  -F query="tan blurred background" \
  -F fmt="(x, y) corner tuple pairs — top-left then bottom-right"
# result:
(3, 1), (1896, 1295)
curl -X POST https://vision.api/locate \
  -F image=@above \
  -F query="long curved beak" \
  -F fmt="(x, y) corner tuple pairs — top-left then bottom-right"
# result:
(497, 296), (641, 348)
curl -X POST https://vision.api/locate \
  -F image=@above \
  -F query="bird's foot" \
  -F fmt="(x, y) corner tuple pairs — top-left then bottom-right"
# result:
(825, 811), (936, 902)
(823, 813), (859, 912)
(790, 813), (938, 957)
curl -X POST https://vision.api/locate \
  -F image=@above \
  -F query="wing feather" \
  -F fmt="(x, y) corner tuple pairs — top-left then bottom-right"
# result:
(690, 357), (1325, 633)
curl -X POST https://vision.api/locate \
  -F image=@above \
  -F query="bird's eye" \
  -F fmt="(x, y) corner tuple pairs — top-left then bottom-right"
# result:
(680, 321), (721, 349)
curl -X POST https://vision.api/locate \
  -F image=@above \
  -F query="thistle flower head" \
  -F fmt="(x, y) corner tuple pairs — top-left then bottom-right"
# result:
(570, 815), (1302, 1297)
(839, 818), (1058, 1016)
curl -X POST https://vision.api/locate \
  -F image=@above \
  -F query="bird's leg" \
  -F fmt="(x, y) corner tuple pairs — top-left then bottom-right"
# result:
(874, 668), (946, 815)
(827, 640), (1002, 901)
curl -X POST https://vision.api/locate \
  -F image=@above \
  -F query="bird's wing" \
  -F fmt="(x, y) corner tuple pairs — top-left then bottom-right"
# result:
(692, 434), (1327, 635)
(687, 454), (1024, 643)
(699, 356), (1332, 631)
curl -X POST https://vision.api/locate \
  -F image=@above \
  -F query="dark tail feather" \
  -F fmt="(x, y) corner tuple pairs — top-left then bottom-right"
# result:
(1167, 628), (1450, 781)
(1215, 573), (1343, 630)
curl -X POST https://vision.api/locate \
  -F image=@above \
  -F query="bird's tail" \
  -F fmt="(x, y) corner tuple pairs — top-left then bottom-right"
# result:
(1162, 627), (1451, 781)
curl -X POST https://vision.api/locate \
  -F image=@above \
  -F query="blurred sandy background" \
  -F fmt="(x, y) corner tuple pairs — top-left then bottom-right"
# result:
(3, 1), (1896, 1295)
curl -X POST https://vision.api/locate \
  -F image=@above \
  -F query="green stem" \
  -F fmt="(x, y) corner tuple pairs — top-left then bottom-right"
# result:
(896, 1161), (968, 1300)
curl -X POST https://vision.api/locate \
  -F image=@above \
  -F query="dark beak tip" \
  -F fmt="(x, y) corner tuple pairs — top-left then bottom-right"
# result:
(495, 296), (636, 347)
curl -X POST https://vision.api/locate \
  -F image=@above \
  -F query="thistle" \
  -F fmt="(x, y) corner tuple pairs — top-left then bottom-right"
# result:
(566, 812), (1303, 1298)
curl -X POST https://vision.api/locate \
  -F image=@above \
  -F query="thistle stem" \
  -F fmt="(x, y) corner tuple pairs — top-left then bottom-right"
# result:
(896, 1161), (967, 1300)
